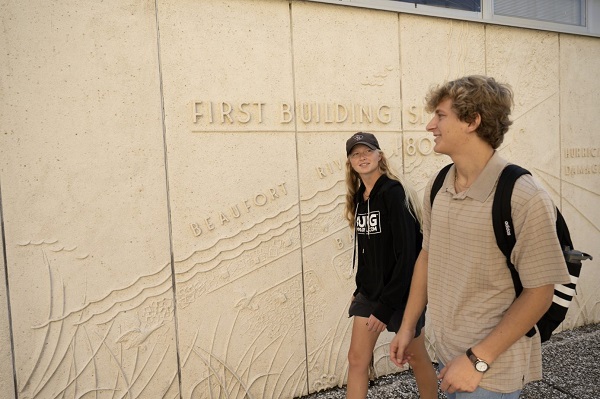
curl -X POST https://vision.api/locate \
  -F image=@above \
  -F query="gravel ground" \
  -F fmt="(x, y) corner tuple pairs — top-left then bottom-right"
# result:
(296, 323), (600, 399)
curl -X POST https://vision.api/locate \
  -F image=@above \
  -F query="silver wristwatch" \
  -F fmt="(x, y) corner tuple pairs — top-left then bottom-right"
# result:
(466, 347), (490, 373)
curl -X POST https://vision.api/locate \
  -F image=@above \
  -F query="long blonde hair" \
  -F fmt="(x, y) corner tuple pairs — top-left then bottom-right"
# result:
(344, 150), (423, 229)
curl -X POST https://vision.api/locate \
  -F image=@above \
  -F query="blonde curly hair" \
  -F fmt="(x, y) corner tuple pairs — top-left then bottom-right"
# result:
(425, 75), (514, 149)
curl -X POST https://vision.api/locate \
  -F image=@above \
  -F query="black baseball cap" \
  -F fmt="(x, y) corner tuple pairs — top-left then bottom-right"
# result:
(346, 132), (380, 156)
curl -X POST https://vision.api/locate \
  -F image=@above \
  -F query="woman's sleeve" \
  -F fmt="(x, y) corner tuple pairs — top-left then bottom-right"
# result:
(372, 185), (420, 324)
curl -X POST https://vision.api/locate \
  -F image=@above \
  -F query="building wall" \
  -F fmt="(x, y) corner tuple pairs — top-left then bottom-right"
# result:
(0, 1), (598, 398)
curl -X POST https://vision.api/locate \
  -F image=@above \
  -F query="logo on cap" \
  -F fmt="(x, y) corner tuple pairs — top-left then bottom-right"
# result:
(354, 135), (363, 141)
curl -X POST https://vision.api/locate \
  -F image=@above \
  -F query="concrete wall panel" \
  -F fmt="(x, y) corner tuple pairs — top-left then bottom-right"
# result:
(291, 3), (402, 133)
(399, 14), (485, 193)
(156, 1), (307, 398)
(559, 34), (600, 329)
(291, 3), (407, 391)
(0, 1), (179, 397)
(487, 26), (562, 204)
(399, 15), (485, 132)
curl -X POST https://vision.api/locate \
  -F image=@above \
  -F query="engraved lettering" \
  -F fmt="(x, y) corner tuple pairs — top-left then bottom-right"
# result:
(221, 102), (233, 123)
(281, 102), (293, 123)
(254, 193), (268, 206)
(191, 183), (290, 237)
(405, 136), (437, 157)
(418, 137), (434, 155)
(316, 160), (345, 179)
(193, 101), (268, 125)
(316, 166), (326, 179)
(335, 238), (344, 249)
(377, 105), (391, 124)
(406, 137), (417, 156)
(360, 105), (372, 123)
(269, 188), (279, 200)
(192, 101), (203, 123)
(219, 212), (230, 225)
(565, 147), (600, 158)
(192, 100), (396, 127)
(392, 136), (402, 156)
(336, 103), (348, 123)
(230, 205), (241, 218)
(563, 147), (600, 178)
(300, 103), (312, 123)
(237, 103), (251, 123)
(190, 223), (202, 236)
(408, 105), (419, 124)
(278, 182), (287, 195)
(205, 217), (215, 231)
(565, 164), (600, 176)
(324, 103), (334, 123)
(255, 102), (265, 123)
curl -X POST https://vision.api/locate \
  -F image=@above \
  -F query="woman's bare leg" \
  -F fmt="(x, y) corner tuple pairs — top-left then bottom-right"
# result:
(346, 316), (380, 399)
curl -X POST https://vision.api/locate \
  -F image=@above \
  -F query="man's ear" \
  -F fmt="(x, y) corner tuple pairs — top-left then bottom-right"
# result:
(468, 113), (481, 132)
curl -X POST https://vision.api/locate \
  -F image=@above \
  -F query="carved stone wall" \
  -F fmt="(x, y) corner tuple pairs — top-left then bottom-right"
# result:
(0, 1), (598, 398)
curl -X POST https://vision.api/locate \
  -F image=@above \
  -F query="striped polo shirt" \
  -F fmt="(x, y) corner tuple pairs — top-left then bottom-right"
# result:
(423, 151), (570, 392)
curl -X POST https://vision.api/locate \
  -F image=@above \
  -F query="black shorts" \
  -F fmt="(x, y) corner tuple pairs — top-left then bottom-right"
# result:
(348, 292), (425, 336)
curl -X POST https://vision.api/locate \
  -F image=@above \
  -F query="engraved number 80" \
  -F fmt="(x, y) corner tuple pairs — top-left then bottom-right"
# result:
(406, 137), (435, 156)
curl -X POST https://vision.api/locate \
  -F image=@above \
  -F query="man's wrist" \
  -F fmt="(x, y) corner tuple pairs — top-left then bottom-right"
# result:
(397, 323), (416, 337)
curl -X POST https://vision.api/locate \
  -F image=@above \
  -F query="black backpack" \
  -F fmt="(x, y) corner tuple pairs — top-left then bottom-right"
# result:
(430, 163), (593, 342)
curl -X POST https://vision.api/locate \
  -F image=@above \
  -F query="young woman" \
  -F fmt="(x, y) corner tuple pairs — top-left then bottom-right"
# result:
(344, 132), (437, 399)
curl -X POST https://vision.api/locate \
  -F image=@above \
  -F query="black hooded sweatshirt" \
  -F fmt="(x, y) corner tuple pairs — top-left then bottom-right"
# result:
(353, 174), (423, 325)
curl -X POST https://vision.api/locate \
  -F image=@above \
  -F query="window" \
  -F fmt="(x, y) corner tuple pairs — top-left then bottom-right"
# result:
(306, 0), (600, 37)
(494, 0), (585, 26)
(392, 0), (480, 12)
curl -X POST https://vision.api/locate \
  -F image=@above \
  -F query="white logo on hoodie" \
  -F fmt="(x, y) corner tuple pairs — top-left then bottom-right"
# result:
(356, 211), (381, 234)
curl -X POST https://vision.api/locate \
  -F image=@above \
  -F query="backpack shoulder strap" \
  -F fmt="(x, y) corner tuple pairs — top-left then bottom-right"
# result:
(492, 164), (535, 337)
(492, 164), (531, 262)
(555, 208), (574, 251)
(430, 163), (453, 208)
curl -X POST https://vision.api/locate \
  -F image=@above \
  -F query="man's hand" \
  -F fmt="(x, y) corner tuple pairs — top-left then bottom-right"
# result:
(366, 314), (386, 333)
(438, 355), (483, 394)
(389, 328), (415, 367)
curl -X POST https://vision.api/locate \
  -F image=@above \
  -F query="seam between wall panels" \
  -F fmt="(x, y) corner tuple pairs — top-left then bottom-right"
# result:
(288, 1), (311, 396)
(0, 177), (19, 399)
(154, 1), (183, 397)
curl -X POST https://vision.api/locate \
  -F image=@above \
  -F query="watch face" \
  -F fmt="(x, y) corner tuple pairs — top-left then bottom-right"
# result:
(475, 361), (489, 372)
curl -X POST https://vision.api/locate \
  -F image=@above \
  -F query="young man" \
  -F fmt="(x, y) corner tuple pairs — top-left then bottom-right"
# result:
(389, 75), (571, 398)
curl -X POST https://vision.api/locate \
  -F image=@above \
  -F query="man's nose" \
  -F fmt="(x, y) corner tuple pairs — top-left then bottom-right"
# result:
(425, 117), (437, 132)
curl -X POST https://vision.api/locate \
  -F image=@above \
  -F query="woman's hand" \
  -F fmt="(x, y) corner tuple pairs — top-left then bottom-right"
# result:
(366, 314), (386, 333)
